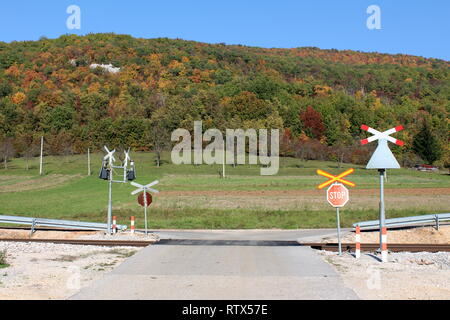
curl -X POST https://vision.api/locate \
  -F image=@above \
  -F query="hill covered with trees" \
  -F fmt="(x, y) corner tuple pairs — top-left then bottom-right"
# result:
(0, 33), (448, 167)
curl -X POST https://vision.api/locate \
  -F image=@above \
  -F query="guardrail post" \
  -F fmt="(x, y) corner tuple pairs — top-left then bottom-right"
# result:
(435, 214), (439, 230)
(30, 218), (37, 237)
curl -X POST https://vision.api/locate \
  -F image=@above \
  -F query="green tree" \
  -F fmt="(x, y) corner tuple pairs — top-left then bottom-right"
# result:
(412, 122), (443, 164)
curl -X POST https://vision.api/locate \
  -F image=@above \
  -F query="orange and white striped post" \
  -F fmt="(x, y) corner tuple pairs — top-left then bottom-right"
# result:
(355, 226), (361, 259)
(112, 216), (117, 234)
(130, 216), (135, 234)
(381, 227), (388, 262)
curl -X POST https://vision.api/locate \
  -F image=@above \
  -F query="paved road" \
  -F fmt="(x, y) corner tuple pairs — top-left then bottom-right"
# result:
(72, 229), (358, 300)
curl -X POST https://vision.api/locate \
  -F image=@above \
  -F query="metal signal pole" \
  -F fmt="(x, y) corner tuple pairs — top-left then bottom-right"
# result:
(107, 167), (113, 235)
(336, 206), (342, 256)
(143, 188), (148, 236)
(379, 169), (385, 252)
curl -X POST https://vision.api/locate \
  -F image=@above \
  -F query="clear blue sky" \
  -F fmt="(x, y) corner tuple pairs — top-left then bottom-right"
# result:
(1, 0), (449, 60)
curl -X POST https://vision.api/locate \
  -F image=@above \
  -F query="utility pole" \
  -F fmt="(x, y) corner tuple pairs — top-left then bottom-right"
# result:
(222, 142), (225, 179)
(39, 136), (44, 176)
(87, 148), (91, 176)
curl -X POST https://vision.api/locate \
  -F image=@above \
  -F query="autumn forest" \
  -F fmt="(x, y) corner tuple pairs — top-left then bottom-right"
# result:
(0, 33), (448, 167)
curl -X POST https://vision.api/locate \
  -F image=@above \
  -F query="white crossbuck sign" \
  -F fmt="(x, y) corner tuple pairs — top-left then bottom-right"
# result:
(360, 125), (404, 146)
(123, 148), (131, 167)
(103, 146), (116, 166)
(130, 180), (159, 195)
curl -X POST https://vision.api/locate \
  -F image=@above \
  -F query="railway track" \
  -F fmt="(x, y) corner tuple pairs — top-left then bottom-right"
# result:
(0, 238), (155, 247)
(0, 237), (448, 252)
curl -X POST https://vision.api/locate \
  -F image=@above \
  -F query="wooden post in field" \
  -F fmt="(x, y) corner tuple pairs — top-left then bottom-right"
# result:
(39, 136), (44, 176)
(222, 142), (225, 179)
(87, 148), (91, 176)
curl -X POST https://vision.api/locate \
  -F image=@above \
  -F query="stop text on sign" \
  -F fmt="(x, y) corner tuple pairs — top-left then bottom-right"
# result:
(328, 190), (347, 200)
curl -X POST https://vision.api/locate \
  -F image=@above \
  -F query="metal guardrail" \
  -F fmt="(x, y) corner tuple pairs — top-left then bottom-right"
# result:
(0, 215), (127, 232)
(353, 213), (450, 230)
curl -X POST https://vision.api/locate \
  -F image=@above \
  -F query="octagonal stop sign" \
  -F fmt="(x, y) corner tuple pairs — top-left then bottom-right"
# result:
(326, 183), (349, 208)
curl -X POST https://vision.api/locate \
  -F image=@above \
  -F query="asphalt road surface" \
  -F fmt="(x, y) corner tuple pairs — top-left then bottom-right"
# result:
(72, 229), (358, 299)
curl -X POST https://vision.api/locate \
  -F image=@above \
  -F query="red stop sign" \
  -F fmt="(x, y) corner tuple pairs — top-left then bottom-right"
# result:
(326, 183), (349, 207)
(138, 192), (152, 207)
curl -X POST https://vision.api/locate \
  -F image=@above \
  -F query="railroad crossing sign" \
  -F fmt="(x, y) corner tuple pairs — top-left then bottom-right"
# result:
(130, 180), (159, 235)
(360, 124), (404, 169)
(360, 124), (405, 262)
(316, 168), (356, 189)
(131, 181), (159, 195)
(138, 192), (152, 207)
(326, 183), (349, 208)
(123, 148), (131, 168)
(103, 146), (116, 167)
(360, 125), (404, 146)
(316, 169), (355, 256)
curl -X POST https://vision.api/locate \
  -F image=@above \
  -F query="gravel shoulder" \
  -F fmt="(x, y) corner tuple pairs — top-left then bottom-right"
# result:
(319, 250), (450, 300)
(0, 230), (156, 300)
(306, 225), (450, 299)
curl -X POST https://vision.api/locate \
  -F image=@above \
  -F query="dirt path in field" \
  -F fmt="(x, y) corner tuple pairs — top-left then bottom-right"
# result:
(149, 187), (450, 212)
(158, 187), (450, 197)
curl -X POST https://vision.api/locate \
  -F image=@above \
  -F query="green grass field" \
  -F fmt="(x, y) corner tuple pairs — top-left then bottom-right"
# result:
(0, 151), (448, 229)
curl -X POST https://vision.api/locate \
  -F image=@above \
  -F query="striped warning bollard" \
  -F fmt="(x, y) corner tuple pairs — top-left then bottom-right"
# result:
(355, 226), (361, 259)
(112, 216), (117, 234)
(381, 227), (388, 262)
(130, 216), (135, 234)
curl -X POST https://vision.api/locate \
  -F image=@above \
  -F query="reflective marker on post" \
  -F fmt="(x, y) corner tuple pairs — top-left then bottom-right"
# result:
(381, 227), (388, 262)
(130, 216), (135, 234)
(355, 226), (361, 259)
(112, 216), (117, 234)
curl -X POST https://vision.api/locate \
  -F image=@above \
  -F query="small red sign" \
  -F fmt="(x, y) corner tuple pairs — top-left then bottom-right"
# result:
(326, 184), (349, 208)
(138, 192), (152, 207)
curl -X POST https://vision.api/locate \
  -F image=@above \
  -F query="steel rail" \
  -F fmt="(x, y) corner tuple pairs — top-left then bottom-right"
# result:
(0, 238), (155, 247)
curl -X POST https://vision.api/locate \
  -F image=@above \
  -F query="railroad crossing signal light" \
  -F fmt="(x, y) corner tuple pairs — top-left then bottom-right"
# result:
(99, 159), (110, 180)
(316, 168), (356, 189)
(127, 161), (136, 181)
